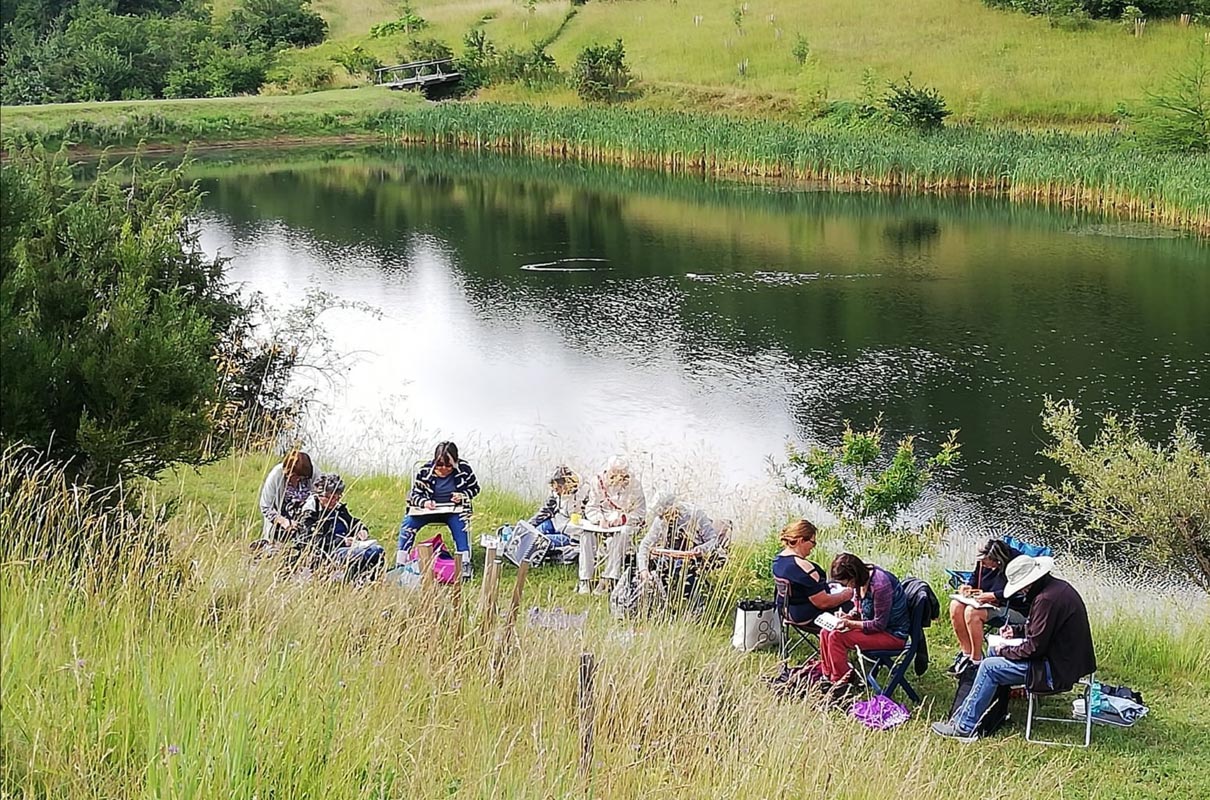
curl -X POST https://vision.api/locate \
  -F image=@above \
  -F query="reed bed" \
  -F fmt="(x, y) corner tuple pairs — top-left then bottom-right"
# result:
(385, 103), (1210, 235)
(3, 451), (1209, 798)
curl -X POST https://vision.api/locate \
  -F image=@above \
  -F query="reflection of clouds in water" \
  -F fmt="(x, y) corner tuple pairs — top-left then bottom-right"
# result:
(204, 217), (805, 530)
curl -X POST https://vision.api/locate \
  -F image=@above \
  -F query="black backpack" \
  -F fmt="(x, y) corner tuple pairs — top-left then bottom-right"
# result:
(948, 667), (1013, 737)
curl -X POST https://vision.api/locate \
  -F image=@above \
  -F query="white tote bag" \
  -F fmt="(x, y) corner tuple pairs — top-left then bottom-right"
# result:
(731, 599), (780, 652)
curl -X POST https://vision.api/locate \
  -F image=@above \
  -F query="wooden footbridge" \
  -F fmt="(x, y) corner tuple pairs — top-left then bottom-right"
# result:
(375, 59), (462, 97)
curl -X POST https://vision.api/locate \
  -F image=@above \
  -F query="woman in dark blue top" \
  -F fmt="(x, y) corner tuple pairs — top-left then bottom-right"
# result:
(947, 538), (1027, 675)
(772, 519), (855, 624)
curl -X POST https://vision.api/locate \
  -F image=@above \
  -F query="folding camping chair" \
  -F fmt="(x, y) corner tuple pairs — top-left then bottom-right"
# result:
(1025, 672), (1096, 748)
(773, 576), (821, 664)
(854, 592), (928, 703)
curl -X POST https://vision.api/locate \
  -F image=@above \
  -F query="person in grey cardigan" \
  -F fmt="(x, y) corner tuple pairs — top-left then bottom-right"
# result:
(258, 451), (320, 540)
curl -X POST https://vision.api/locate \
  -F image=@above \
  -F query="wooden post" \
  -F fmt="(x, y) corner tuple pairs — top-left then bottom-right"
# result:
(451, 551), (464, 639)
(479, 546), (501, 637)
(492, 560), (530, 686)
(578, 652), (596, 780)
(418, 542), (435, 591)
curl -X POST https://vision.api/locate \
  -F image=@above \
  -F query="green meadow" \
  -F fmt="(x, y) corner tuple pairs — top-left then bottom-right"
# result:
(2, 452), (1208, 798)
(281, 0), (1204, 123)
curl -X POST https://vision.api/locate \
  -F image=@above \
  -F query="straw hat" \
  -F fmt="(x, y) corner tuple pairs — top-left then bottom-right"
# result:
(1002, 554), (1055, 597)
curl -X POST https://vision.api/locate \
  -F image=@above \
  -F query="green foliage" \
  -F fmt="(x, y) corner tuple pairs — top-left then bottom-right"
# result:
(790, 33), (810, 66)
(571, 39), (633, 102)
(267, 62), (334, 93)
(400, 36), (453, 63)
(982, 0), (1204, 20)
(224, 0), (327, 50)
(331, 45), (382, 80)
(1032, 399), (1210, 591)
(0, 149), (247, 489)
(0, 1), (300, 104)
(369, 1), (429, 38)
(1135, 45), (1210, 154)
(883, 74), (951, 131)
(779, 418), (960, 534)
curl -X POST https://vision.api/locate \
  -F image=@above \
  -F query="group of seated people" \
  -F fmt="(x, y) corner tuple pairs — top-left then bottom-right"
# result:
(256, 444), (729, 602)
(773, 518), (1097, 738)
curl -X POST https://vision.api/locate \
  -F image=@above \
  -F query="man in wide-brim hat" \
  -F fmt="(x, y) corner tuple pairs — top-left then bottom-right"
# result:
(932, 554), (1097, 741)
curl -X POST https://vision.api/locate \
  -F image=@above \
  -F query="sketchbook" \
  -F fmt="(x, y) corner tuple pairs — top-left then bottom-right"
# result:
(950, 593), (997, 610)
(407, 504), (465, 516)
(987, 634), (1025, 652)
(814, 612), (845, 632)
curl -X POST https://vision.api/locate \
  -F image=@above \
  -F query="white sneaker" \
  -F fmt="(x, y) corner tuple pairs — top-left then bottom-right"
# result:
(577, 580), (591, 595)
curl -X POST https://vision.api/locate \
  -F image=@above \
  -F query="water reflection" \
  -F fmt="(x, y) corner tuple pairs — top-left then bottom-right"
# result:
(193, 147), (1210, 539)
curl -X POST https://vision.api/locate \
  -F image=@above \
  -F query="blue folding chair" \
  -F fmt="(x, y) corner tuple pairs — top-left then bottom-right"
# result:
(854, 592), (928, 703)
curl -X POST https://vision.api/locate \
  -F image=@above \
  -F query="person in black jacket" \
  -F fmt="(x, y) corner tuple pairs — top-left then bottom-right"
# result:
(946, 539), (1029, 676)
(297, 474), (385, 584)
(932, 555), (1096, 742)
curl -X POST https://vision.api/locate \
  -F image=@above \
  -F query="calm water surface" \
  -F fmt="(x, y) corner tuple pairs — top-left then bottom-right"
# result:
(193, 147), (1209, 539)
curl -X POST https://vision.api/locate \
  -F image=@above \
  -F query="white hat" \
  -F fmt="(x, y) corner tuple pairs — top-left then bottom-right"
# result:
(1002, 554), (1055, 598)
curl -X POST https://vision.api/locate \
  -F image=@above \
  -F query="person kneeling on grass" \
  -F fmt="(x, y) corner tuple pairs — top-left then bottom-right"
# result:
(772, 519), (856, 625)
(947, 538), (1030, 677)
(818, 554), (910, 696)
(295, 474), (385, 584)
(931, 554), (1097, 742)
(396, 441), (481, 581)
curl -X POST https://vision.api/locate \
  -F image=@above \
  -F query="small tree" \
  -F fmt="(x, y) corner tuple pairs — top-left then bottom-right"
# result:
(883, 73), (951, 130)
(1032, 399), (1210, 592)
(791, 33), (810, 65)
(779, 418), (961, 534)
(571, 39), (632, 102)
(1135, 45), (1210, 154)
(0, 148), (247, 489)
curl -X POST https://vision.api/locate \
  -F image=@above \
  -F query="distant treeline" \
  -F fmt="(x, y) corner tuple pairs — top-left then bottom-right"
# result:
(0, 0), (327, 105)
(982, 0), (1207, 19)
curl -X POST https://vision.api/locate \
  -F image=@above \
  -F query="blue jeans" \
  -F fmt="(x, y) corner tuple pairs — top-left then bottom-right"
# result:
(334, 543), (385, 582)
(398, 513), (469, 554)
(953, 657), (1050, 734)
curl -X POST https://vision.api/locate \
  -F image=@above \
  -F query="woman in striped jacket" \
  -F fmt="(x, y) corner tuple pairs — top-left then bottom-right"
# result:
(396, 441), (481, 579)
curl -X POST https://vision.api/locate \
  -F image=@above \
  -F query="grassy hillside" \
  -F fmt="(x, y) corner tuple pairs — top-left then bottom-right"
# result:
(291, 0), (1205, 123)
(2, 452), (1209, 798)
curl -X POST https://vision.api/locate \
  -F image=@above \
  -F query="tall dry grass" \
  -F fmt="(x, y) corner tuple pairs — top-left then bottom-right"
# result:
(2, 450), (1208, 799)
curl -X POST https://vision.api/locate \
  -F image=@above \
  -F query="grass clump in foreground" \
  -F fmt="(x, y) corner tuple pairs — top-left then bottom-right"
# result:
(2, 452), (1209, 799)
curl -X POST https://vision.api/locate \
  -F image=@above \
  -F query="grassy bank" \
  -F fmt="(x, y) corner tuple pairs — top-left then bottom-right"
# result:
(4, 92), (1207, 234)
(0, 90), (425, 152)
(279, 0), (1202, 125)
(2, 452), (1209, 798)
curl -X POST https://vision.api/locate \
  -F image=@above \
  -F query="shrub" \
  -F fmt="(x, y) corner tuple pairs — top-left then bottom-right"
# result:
(777, 418), (960, 535)
(401, 37), (454, 63)
(224, 0), (328, 49)
(1032, 399), (1210, 591)
(331, 46), (382, 80)
(883, 74), (951, 130)
(571, 39), (632, 102)
(0, 149), (247, 489)
(369, 1), (429, 38)
(1135, 45), (1210, 153)
(791, 33), (810, 65)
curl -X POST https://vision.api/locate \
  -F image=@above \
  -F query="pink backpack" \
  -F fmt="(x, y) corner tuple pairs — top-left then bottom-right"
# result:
(410, 535), (458, 584)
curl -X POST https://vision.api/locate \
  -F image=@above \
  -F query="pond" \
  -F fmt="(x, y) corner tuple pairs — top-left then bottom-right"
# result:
(193, 146), (1209, 540)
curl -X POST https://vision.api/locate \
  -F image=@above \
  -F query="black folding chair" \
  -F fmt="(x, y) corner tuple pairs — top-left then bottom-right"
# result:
(774, 576), (821, 664)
